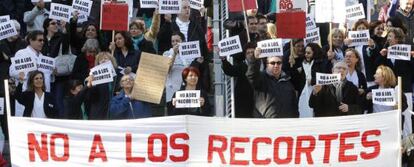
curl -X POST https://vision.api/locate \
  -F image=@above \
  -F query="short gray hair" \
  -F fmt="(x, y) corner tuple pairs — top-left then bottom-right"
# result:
(81, 39), (100, 53)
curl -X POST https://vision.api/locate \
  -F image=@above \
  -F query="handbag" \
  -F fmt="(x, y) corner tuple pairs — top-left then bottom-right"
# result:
(55, 44), (76, 76)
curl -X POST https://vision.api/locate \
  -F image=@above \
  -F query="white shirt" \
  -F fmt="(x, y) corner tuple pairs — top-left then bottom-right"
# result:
(346, 70), (359, 87)
(163, 48), (191, 102)
(176, 18), (190, 41)
(32, 92), (46, 118)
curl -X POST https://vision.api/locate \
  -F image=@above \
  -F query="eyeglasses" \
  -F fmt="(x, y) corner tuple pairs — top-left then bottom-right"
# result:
(268, 61), (282, 66)
(121, 78), (133, 82)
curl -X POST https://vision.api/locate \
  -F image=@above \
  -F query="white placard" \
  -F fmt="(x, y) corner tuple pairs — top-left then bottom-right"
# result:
(315, 0), (346, 23)
(179, 41), (201, 61)
(346, 3), (365, 21)
(49, 3), (72, 22)
(0, 21), (18, 40)
(316, 73), (341, 85)
(140, 0), (159, 8)
(257, 39), (283, 58)
(372, 88), (396, 106)
(304, 27), (320, 46)
(90, 63), (114, 86)
(218, 35), (243, 57)
(8, 111), (400, 166)
(72, 0), (92, 16)
(388, 44), (411, 61)
(189, 0), (203, 10)
(0, 15), (10, 23)
(348, 30), (370, 46)
(77, 14), (88, 23)
(306, 15), (317, 30)
(37, 55), (55, 74)
(11, 55), (37, 73)
(175, 90), (201, 108)
(0, 98), (3, 115)
(159, 0), (181, 14)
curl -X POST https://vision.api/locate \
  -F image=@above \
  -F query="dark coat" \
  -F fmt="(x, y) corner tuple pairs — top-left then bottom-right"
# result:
(246, 58), (299, 118)
(42, 31), (69, 58)
(309, 81), (363, 117)
(71, 53), (90, 81)
(84, 82), (115, 120)
(221, 58), (254, 118)
(62, 87), (88, 119)
(290, 58), (332, 95)
(395, 10), (414, 47)
(113, 49), (141, 73)
(15, 83), (57, 118)
(170, 87), (210, 116)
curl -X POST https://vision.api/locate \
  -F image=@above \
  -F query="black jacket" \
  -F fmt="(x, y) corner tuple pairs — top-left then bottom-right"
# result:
(221, 58), (254, 118)
(246, 58), (299, 118)
(395, 10), (414, 47)
(71, 53), (90, 81)
(84, 82), (114, 120)
(113, 49), (141, 73)
(15, 83), (57, 118)
(42, 31), (69, 58)
(170, 87), (211, 116)
(63, 87), (88, 119)
(309, 81), (363, 117)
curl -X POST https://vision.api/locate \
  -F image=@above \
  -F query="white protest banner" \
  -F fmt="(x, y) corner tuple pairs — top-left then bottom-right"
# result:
(90, 63), (113, 86)
(306, 15), (316, 30)
(189, 0), (203, 10)
(0, 21), (18, 40)
(346, 3), (365, 21)
(50, 3), (72, 22)
(0, 15), (10, 23)
(315, 0), (346, 23)
(372, 88), (396, 106)
(72, 0), (93, 16)
(388, 44), (411, 61)
(316, 72), (341, 85)
(0, 98), (3, 115)
(179, 41), (201, 61)
(8, 111), (400, 166)
(159, 0), (181, 14)
(304, 27), (320, 46)
(348, 30), (370, 46)
(218, 35), (243, 57)
(140, 0), (159, 8)
(31, 0), (51, 2)
(257, 39), (283, 58)
(175, 90), (201, 108)
(11, 55), (37, 73)
(37, 55), (55, 74)
(77, 14), (88, 23)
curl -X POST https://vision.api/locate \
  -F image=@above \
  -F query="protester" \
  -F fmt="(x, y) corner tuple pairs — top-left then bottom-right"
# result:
(282, 39), (305, 76)
(171, 67), (210, 116)
(365, 65), (408, 113)
(129, 21), (156, 53)
(109, 75), (152, 119)
(344, 48), (368, 98)
(395, 0), (414, 47)
(246, 48), (299, 118)
(325, 28), (347, 64)
(15, 70), (57, 118)
(23, 0), (48, 32)
(309, 61), (363, 117)
(62, 80), (87, 119)
(69, 15), (108, 54)
(110, 31), (141, 79)
(221, 42), (255, 118)
(71, 39), (100, 81)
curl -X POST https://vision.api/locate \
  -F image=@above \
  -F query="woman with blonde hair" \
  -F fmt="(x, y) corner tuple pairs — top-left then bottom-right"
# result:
(266, 23), (277, 39)
(324, 28), (347, 64)
(365, 65), (407, 113)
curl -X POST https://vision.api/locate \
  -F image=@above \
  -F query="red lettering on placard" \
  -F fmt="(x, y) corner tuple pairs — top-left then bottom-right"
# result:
(148, 133), (168, 162)
(295, 136), (315, 164)
(50, 133), (69, 161)
(28, 133), (49, 161)
(339, 131), (360, 162)
(207, 135), (227, 164)
(361, 130), (381, 160)
(274, 137), (294, 164)
(88, 134), (107, 162)
(125, 133), (145, 163)
(170, 133), (190, 162)
(252, 137), (271, 165)
(318, 134), (339, 164)
(230, 137), (249, 165)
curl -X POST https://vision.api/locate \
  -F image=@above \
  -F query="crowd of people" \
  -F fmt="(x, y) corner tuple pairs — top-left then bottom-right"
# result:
(1, 0), (414, 165)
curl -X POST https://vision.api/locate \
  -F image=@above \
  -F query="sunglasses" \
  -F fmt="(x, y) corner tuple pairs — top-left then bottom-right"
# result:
(268, 61), (282, 65)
